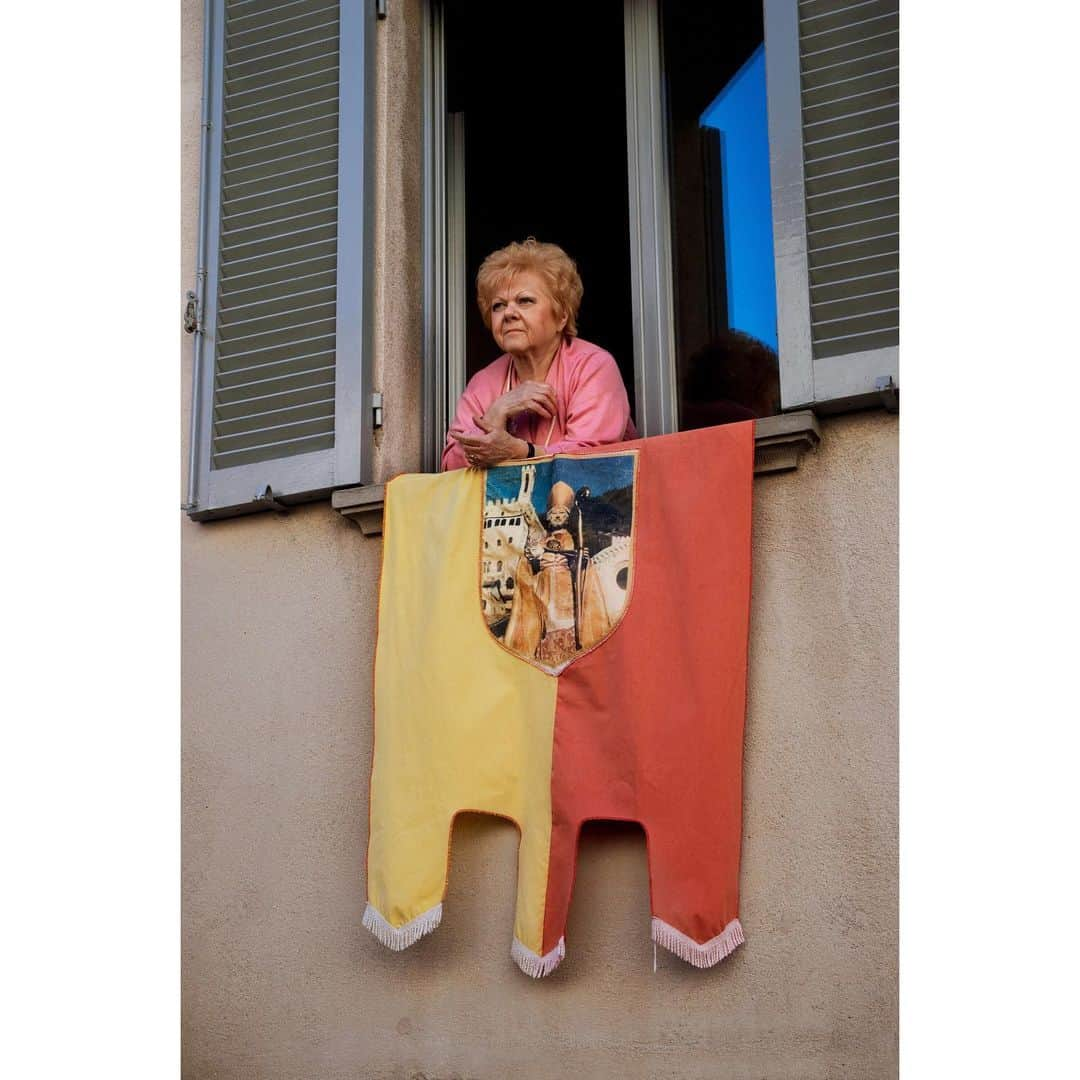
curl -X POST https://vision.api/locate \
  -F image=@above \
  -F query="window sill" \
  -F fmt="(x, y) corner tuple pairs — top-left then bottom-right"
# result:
(332, 411), (820, 536)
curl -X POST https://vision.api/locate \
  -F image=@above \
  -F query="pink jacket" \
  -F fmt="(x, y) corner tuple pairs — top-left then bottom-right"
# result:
(441, 337), (636, 471)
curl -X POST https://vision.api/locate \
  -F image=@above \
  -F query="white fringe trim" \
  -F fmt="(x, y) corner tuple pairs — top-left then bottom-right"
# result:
(651, 916), (745, 969)
(511, 936), (566, 978)
(363, 902), (443, 951)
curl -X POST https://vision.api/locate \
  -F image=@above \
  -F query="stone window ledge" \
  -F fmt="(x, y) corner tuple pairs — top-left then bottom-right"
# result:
(333, 411), (820, 536)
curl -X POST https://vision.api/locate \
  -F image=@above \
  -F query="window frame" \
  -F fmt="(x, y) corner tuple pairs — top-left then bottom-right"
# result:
(186, 0), (375, 522)
(419, 0), (894, 473)
(623, 0), (679, 437)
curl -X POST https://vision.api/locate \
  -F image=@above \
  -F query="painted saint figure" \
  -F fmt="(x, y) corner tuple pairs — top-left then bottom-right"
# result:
(504, 481), (614, 669)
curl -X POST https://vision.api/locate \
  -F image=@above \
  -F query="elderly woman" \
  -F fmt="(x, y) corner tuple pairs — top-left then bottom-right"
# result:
(442, 239), (636, 471)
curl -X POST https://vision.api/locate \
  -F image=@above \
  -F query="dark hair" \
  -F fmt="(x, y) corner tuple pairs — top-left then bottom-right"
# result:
(684, 330), (780, 418)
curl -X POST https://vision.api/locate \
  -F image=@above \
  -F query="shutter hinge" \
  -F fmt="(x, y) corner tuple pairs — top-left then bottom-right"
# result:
(254, 485), (289, 513)
(183, 290), (199, 334)
(372, 392), (384, 429)
(376, 0), (387, 19)
(875, 375), (899, 412)
(184, 270), (206, 334)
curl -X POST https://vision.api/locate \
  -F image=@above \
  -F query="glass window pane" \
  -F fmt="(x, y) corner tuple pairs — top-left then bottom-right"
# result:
(663, 0), (781, 430)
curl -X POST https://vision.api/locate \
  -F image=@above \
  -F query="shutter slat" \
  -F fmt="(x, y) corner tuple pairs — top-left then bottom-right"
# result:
(227, 53), (337, 93)
(809, 249), (897, 275)
(219, 280), (336, 314)
(222, 177), (336, 212)
(220, 236), (336, 273)
(217, 330), (336, 367)
(213, 412), (336, 450)
(808, 230), (897, 261)
(228, 0), (327, 26)
(811, 268), (897, 303)
(221, 255), (336, 292)
(219, 297), (337, 332)
(216, 367), (335, 403)
(216, 348), (335, 383)
(802, 62), (897, 102)
(226, 75), (339, 121)
(812, 327), (897, 359)
(226, 55), (339, 102)
(801, 27), (896, 64)
(801, 45), (897, 87)
(801, 1), (896, 34)
(225, 32), (339, 72)
(228, 17), (338, 58)
(806, 162), (896, 198)
(223, 140), (337, 183)
(226, 93), (339, 134)
(222, 200), (338, 238)
(215, 392), (335, 427)
(807, 199), (896, 234)
(229, 3), (338, 39)
(803, 119), (898, 153)
(808, 232), (898, 264)
(803, 101), (896, 137)
(811, 303), (897, 329)
(224, 110), (338, 149)
(220, 222), (337, 261)
(212, 432), (335, 469)
(223, 126), (338, 171)
(218, 313), (337, 350)
(225, 162), (338, 198)
(223, 184), (337, 226)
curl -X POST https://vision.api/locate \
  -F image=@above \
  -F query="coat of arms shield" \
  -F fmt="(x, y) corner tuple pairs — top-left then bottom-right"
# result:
(480, 450), (638, 674)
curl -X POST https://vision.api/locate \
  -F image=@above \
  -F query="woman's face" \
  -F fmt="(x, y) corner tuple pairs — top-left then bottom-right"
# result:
(489, 271), (567, 357)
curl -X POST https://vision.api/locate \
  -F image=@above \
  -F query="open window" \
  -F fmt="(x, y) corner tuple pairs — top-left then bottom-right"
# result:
(424, 0), (636, 463)
(422, 0), (898, 470)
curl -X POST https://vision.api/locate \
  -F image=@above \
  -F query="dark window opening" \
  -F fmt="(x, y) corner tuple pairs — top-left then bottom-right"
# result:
(445, 0), (636, 418)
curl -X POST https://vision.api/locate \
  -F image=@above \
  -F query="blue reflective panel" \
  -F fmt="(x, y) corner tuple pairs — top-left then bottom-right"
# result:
(664, 0), (781, 430)
(700, 46), (777, 352)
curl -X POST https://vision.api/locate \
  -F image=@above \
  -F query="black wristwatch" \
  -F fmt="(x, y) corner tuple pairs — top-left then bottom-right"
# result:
(526, 441), (536, 459)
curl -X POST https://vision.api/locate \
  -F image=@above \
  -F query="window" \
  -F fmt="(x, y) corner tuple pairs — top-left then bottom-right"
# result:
(422, 0), (898, 466)
(186, 0), (374, 521)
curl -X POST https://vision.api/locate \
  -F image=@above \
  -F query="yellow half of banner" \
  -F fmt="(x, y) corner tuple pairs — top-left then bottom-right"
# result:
(367, 468), (558, 955)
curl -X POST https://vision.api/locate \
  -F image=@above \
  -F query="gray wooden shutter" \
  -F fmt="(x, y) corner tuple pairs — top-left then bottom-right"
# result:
(187, 0), (373, 521)
(766, 0), (899, 412)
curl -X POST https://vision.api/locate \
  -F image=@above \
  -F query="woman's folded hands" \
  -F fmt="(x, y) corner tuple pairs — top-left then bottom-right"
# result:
(449, 415), (529, 469)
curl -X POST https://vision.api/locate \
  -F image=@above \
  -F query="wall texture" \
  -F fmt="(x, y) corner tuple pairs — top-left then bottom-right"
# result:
(182, 3), (897, 1077)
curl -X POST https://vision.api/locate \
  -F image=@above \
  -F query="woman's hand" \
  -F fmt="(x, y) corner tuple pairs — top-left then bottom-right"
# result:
(450, 416), (529, 469)
(483, 381), (557, 428)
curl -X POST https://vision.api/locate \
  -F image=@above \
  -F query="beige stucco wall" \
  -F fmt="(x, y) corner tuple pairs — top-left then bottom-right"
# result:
(182, 3), (897, 1077)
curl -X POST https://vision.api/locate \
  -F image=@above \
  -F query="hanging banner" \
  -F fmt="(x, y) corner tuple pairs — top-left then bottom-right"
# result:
(364, 422), (754, 976)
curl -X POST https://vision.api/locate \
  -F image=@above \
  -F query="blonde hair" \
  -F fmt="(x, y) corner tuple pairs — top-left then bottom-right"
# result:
(476, 238), (583, 339)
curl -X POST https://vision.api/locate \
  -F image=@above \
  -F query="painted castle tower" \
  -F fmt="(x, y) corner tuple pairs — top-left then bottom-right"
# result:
(481, 464), (545, 628)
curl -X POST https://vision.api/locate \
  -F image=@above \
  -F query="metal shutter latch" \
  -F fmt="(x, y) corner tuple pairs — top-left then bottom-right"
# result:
(875, 376), (899, 412)
(254, 486), (289, 513)
(183, 291), (199, 335)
